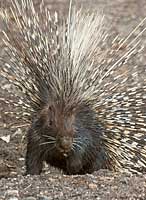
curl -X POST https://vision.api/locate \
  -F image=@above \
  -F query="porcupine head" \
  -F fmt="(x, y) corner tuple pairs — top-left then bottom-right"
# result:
(1, 0), (146, 175)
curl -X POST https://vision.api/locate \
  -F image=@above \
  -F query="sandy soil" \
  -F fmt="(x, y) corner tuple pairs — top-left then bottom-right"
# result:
(1, 0), (146, 199)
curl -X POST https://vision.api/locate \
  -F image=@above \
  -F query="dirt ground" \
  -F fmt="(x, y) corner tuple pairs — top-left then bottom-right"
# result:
(1, 0), (146, 199)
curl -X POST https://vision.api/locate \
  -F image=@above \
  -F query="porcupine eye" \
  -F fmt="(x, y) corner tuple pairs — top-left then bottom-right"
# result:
(49, 119), (53, 126)
(41, 105), (55, 133)
(47, 106), (54, 127)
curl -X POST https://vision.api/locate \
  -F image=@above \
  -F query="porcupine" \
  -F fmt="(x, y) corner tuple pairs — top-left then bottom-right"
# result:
(1, 0), (146, 175)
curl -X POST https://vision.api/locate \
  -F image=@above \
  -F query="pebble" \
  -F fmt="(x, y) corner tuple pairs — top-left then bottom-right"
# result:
(88, 183), (97, 189)
(38, 196), (52, 200)
(24, 197), (36, 200)
(0, 191), (5, 196)
(6, 190), (19, 196)
(8, 197), (18, 200)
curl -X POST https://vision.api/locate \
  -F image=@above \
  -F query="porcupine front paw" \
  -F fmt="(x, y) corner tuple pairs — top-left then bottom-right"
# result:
(66, 154), (83, 175)
(25, 143), (43, 175)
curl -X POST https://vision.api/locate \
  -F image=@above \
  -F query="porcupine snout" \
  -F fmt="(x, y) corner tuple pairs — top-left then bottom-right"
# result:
(56, 136), (73, 154)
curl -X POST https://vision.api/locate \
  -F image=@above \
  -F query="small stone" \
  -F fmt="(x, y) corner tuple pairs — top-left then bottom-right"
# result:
(8, 197), (18, 200)
(38, 196), (51, 200)
(13, 128), (22, 136)
(0, 191), (5, 198)
(24, 197), (36, 200)
(19, 157), (25, 161)
(6, 190), (19, 196)
(88, 183), (97, 189)
(0, 135), (10, 143)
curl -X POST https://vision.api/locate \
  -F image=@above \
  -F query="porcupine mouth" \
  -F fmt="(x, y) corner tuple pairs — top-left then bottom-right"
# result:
(56, 136), (73, 157)
(56, 147), (72, 158)
(59, 149), (69, 157)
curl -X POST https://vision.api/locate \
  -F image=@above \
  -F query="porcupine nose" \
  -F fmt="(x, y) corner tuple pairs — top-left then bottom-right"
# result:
(57, 136), (72, 154)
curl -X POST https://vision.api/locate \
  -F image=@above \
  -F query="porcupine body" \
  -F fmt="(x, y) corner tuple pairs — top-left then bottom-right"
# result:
(1, 0), (146, 175)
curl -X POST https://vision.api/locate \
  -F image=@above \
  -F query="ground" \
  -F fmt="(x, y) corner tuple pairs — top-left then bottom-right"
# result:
(1, 0), (146, 199)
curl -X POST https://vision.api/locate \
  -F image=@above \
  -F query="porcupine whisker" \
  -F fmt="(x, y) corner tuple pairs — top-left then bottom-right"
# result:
(42, 135), (56, 140)
(73, 140), (89, 150)
(73, 139), (83, 145)
(72, 141), (87, 152)
(73, 138), (83, 144)
(73, 141), (95, 164)
(72, 141), (80, 147)
(73, 138), (85, 148)
(40, 141), (56, 146)
(72, 142), (83, 151)
(75, 137), (92, 146)
(44, 145), (56, 154)
(71, 145), (76, 153)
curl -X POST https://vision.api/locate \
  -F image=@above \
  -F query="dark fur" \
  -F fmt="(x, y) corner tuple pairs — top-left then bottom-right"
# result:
(25, 104), (110, 175)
